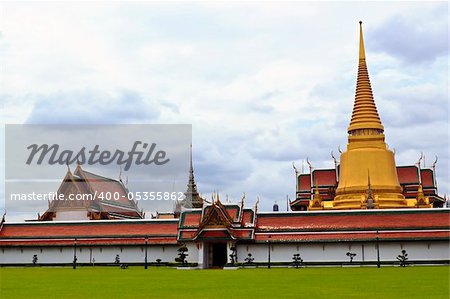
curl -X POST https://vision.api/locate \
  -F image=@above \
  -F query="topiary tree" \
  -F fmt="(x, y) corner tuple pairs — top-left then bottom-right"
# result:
(397, 249), (408, 267)
(292, 253), (303, 268)
(175, 244), (189, 265)
(244, 253), (254, 265)
(32, 254), (38, 265)
(156, 258), (162, 266)
(229, 246), (238, 265)
(346, 252), (357, 263)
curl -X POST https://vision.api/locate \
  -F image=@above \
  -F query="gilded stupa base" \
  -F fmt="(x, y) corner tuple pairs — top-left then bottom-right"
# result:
(332, 192), (411, 210)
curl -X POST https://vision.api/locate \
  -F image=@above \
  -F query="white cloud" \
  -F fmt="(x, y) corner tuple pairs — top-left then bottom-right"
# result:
(25, 90), (160, 124)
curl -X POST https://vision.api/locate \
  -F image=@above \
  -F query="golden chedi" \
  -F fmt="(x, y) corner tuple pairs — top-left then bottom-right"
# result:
(333, 22), (413, 209)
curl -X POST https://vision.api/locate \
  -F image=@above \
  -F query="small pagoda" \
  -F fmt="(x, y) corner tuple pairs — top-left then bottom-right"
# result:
(174, 145), (204, 216)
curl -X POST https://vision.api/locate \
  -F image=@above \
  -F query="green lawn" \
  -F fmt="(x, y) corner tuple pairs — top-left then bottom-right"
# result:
(1, 266), (449, 299)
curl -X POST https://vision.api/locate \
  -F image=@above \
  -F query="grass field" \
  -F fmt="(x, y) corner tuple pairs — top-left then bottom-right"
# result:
(1, 266), (449, 299)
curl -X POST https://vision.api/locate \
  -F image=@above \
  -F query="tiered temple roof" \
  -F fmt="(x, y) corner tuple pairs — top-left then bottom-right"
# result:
(178, 195), (255, 241)
(1, 203), (448, 246)
(291, 165), (446, 211)
(38, 165), (144, 221)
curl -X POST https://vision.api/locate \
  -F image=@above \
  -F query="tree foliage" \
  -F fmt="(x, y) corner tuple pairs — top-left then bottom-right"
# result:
(244, 253), (254, 264)
(346, 252), (357, 263)
(292, 253), (303, 268)
(175, 244), (189, 264)
(397, 249), (408, 267)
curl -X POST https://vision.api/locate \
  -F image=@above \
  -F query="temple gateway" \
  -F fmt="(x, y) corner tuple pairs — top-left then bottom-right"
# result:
(0, 23), (448, 268)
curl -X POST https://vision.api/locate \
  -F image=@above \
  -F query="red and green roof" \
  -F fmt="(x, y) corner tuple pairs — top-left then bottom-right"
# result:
(0, 219), (178, 246)
(1, 207), (448, 246)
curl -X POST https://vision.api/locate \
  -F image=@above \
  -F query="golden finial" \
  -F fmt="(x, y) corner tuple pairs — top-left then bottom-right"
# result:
(310, 179), (322, 208)
(359, 21), (365, 60)
(416, 184), (429, 207)
(314, 179), (320, 196)
(417, 184), (424, 195)
(348, 21), (384, 134)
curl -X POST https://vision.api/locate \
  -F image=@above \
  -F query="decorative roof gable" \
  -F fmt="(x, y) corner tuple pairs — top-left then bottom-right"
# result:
(199, 200), (233, 229)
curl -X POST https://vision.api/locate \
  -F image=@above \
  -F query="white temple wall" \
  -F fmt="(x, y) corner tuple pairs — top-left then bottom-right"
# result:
(1, 240), (448, 265)
(185, 242), (199, 263)
(0, 245), (180, 265)
(235, 241), (449, 263)
(377, 241), (449, 261)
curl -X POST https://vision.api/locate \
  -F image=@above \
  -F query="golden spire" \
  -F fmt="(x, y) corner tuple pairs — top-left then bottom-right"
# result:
(314, 182), (320, 196)
(358, 21), (366, 60)
(366, 171), (375, 209)
(309, 179), (322, 209)
(348, 21), (384, 134)
(334, 22), (407, 210)
(417, 184), (424, 197)
(416, 184), (431, 207)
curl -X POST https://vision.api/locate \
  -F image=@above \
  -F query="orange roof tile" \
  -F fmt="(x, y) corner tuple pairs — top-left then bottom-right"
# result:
(0, 220), (178, 239)
(255, 230), (449, 242)
(420, 169), (435, 188)
(298, 174), (311, 191)
(312, 169), (337, 186)
(256, 210), (450, 231)
(397, 166), (420, 184)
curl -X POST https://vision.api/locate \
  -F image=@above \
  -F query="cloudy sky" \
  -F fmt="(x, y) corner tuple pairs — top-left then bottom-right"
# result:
(1, 1), (448, 221)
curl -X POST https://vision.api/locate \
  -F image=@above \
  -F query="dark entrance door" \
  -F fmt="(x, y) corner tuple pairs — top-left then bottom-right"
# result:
(211, 243), (227, 268)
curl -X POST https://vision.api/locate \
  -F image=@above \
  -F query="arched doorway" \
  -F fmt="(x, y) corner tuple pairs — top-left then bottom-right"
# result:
(205, 242), (227, 268)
